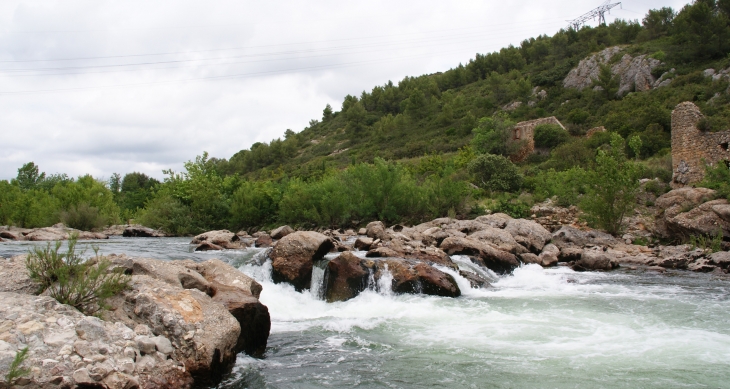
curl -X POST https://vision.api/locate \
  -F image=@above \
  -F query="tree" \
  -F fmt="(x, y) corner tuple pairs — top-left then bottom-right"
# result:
(471, 115), (521, 157)
(467, 154), (523, 192)
(642, 7), (676, 39)
(15, 162), (45, 191)
(534, 124), (570, 149)
(579, 133), (642, 235)
(345, 101), (368, 133)
(322, 104), (334, 121)
(109, 173), (121, 194)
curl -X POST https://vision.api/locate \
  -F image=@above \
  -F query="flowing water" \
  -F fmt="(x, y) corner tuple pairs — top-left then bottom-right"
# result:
(2, 238), (729, 388)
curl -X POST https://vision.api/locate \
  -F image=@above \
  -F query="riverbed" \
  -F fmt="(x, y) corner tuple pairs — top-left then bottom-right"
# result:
(2, 237), (728, 388)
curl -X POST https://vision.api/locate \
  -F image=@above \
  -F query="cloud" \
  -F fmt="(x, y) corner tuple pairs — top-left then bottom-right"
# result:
(0, 0), (690, 180)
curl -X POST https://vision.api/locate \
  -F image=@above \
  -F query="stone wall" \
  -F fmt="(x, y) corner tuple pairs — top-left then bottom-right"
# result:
(671, 102), (730, 188)
(510, 117), (565, 162)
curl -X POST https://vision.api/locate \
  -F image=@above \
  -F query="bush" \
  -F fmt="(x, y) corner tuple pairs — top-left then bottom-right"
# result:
(61, 202), (106, 231)
(136, 194), (195, 235)
(5, 347), (30, 384)
(579, 133), (642, 235)
(26, 237), (130, 315)
(699, 162), (730, 200)
(230, 181), (282, 229)
(533, 124), (570, 149)
(468, 154), (523, 192)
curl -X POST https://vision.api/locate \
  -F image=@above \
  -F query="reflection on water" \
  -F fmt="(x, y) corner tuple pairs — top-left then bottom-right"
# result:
(3, 237), (729, 389)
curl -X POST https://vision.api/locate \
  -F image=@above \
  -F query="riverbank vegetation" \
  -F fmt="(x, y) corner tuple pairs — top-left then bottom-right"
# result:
(1, 1), (729, 236)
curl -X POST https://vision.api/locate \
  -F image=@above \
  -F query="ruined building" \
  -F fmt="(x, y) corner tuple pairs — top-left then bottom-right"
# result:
(510, 117), (566, 162)
(671, 101), (730, 188)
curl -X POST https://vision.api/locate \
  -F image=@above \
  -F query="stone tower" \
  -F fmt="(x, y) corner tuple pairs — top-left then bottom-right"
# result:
(671, 102), (730, 188)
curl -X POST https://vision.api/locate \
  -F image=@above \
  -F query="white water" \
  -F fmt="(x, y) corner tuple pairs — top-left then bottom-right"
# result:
(226, 255), (730, 388)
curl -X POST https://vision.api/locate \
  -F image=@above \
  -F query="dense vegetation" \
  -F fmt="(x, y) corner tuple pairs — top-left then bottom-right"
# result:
(1, 1), (729, 236)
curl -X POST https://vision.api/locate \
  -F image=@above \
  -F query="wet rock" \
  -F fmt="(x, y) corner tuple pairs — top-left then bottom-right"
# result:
(504, 219), (551, 253)
(208, 282), (270, 356)
(687, 258), (717, 273)
(191, 230), (247, 251)
(366, 247), (400, 258)
(270, 231), (335, 291)
(270, 225), (295, 240)
(255, 234), (274, 248)
(440, 237), (519, 274)
(519, 253), (541, 265)
(378, 259), (461, 298)
(558, 246), (583, 262)
(572, 248), (619, 271)
(539, 244), (560, 267)
(324, 252), (373, 302)
(354, 237), (374, 251)
(458, 270), (491, 289)
(366, 221), (387, 240)
(123, 226), (166, 238)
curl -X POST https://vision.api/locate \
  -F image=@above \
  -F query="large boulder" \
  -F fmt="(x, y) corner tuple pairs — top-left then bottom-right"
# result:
(572, 249), (620, 271)
(270, 232), (334, 291)
(469, 227), (529, 254)
(539, 244), (560, 267)
(440, 237), (519, 274)
(654, 188), (718, 239)
(191, 230), (247, 251)
(474, 213), (512, 229)
(377, 259), (461, 298)
(366, 221), (388, 240)
(664, 199), (730, 239)
(551, 225), (618, 250)
(504, 219), (551, 253)
(324, 252), (373, 302)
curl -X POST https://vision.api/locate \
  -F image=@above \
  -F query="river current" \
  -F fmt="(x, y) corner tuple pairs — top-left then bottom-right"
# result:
(2, 237), (729, 388)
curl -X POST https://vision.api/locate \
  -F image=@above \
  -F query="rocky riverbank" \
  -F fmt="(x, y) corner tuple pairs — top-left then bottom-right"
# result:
(0, 224), (167, 242)
(0, 254), (269, 388)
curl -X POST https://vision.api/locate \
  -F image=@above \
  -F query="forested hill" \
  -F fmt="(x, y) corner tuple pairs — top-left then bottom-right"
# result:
(3, 1), (730, 235)
(213, 1), (730, 181)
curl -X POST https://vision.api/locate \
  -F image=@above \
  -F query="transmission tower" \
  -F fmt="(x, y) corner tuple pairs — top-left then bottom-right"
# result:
(567, 0), (622, 30)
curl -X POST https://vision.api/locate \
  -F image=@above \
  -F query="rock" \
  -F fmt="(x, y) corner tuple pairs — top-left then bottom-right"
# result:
(324, 252), (373, 302)
(669, 199), (730, 238)
(270, 231), (335, 291)
(121, 257), (214, 296)
(458, 270), (491, 289)
(358, 228), (367, 235)
(551, 226), (618, 249)
(469, 227), (528, 254)
(152, 335), (174, 355)
(378, 259), (461, 298)
(654, 188), (718, 238)
(647, 266), (666, 273)
(254, 234), (274, 248)
(474, 213), (512, 229)
(270, 225), (294, 240)
(712, 204), (730, 223)
(207, 282), (270, 356)
(709, 251), (730, 269)
(366, 221), (387, 240)
(504, 219), (551, 253)
(687, 258), (716, 273)
(0, 230), (26, 241)
(519, 253), (541, 265)
(440, 237), (519, 274)
(0, 256), (39, 294)
(366, 247), (400, 258)
(123, 226), (166, 237)
(572, 249), (619, 271)
(539, 244), (560, 267)
(24, 228), (67, 241)
(191, 230), (247, 251)
(354, 237), (374, 251)
(185, 259), (263, 299)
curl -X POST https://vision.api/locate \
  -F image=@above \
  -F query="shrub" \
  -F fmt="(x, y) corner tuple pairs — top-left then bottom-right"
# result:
(26, 237), (130, 315)
(230, 181), (281, 229)
(5, 347), (30, 384)
(580, 133), (642, 235)
(468, 154), (523, 192)
(491, 196), (531, 219)
(61, 202), (106, 231)
(136, 194), (195, 235)
(699, 162), (730, 200)
(689, 231), (723, 253)
(534, 124), (570, 149)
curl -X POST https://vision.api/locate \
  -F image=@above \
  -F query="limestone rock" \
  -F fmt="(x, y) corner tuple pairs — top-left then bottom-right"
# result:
(270, 225), (295, 240)
(655, 188), (730, 239)
(539, 244), (560, 267)
(504, 219), (551, 253)
(551, 226), (618, 249)
(123, 226), (166, 238)
(475, 213), (512, 229)
(572, 248), (620, 271)
(0, 256), (38, 294)
(270, 231), (334, 291)
(469, 226), (528, 254)
(440, 237), (519, 274)
(191, 230), (247, 251)
(366, 221), (387, 240)
(354, 237), (374, 251)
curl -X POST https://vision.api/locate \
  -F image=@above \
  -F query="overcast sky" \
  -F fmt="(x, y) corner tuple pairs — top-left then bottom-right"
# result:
(0, 0), (689, 181)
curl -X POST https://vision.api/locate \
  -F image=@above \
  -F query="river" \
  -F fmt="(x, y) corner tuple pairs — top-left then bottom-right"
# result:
(2, 237), (729, 388)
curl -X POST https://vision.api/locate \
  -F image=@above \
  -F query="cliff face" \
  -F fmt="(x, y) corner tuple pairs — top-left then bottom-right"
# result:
(563, 46), (665, 96)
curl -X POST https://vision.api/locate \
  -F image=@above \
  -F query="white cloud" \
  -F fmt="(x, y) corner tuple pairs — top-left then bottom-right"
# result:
(0, 0), (689, 180)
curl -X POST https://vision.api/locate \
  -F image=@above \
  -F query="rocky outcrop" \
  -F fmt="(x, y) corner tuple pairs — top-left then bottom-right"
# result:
(563, 46), (664, 96)
(504, 219), (552, 253)
(0, 253), (270, 388)
(123, 226), (167, 238)
(190, 230), (248, 251)
(654, 188), (730, 240)
(270, 231), (334, 291)
(0, 225), (108, 241)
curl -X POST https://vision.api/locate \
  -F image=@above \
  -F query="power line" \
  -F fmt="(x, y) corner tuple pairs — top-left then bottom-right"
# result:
(566, 1), (622, 30)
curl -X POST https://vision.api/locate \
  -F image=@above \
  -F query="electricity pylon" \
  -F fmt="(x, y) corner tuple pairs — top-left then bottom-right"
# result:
(567, 1), (622, 30)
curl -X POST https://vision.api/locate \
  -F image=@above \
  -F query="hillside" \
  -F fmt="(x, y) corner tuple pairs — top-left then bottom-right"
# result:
(2, 1), (730, 236)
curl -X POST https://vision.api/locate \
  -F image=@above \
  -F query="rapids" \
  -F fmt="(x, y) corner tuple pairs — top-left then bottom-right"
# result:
(2, 237), (729, 388)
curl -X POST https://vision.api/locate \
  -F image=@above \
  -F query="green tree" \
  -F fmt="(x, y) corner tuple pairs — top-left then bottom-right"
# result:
(534, 124), (570, 149)
(580, 133), (642, 235)
(471, 115), (520, 157)
(467, 154), (523, 192)
(642, 7), (676, 39)
(15, 162), (46, 191)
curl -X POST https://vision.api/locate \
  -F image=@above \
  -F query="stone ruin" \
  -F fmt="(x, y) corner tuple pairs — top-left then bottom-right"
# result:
(671, 101), (730, 188)
(509, 117), (566, 162)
